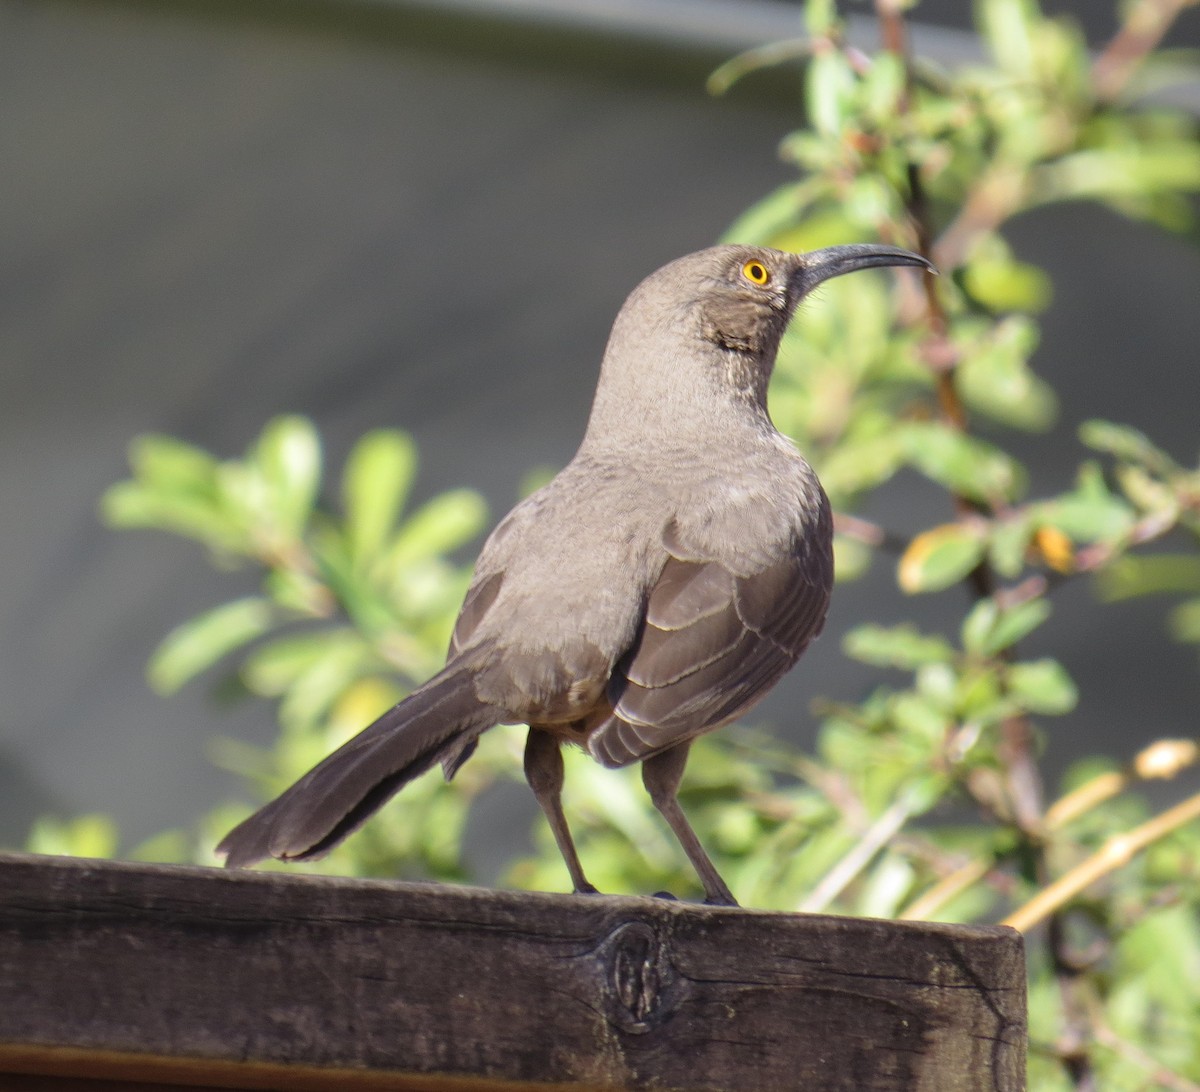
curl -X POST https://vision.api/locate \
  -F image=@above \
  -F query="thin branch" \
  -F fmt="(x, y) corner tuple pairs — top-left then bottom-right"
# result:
(707, 38), (811, 97)
(901, 738), (1198, 921)
(899, 857), (992, 921)
(832, 512), (910, 554)
(1093, 1019), (1200, 1092)
(1046, 738), (1199, 829)
(1003, 791), (1200, 933)
(1092, 0), (1199, 102)
(993, 508), (1181, 612)
(798, 789), (919, 913)
(1049, 907), (1099, 1092)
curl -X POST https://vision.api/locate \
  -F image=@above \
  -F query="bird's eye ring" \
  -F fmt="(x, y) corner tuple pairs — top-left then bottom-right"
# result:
(741, 260), (770, 286)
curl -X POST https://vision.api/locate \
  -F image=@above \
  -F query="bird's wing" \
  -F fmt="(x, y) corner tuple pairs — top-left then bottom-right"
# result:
(439, 565), (507, 778)
(586, 516), (832, 768)
(449, 569), (504, 657)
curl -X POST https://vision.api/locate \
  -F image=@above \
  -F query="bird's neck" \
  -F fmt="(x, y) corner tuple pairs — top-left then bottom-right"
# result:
(578, 364), (779, 470)
(579, 308), (782, 461)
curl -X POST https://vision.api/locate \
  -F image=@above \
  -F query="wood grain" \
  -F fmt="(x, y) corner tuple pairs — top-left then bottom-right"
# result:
(0, 853), (1025, 1090)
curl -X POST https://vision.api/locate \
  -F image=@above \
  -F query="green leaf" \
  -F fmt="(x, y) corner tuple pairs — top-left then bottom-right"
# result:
(962, 255), (1053, 314)
(956, 318), (1057, 431)
(255, 416), (321, 538)
(1079, 420), (1178, 475)
(1169, 597), (1200, 643)
(129, 434), (218, 491)
(240, 631), (352, 696)
(804, 0), (839, 38)
(1040, 144), (1200, 206)
(898, 523), (987, 594)
(956, 665), (1005, 719)
(962, 597), (1052, 656)
(214, 460), (266, 534)
(100, 481), (228, 543)
(986, 598), (1053, 655)
(914, 662), (957, 711)
(148, 597), (275, 694)
(1006, 658), (1078, 715)
(1038, 462), (1135, 542)
(720, 182), (813, 247)
(806, 49), (856, 138)
(960, 598), (999, 654)
(276, 631), (378, 732)
(862, 53), (906, 125)
(264, 567), (328, 615)
(900, 422), (1026, 504)
(1115, 464), (1176, 512)
(1097, 555), (1200, 601)
(978, 0), (1037, 76)
(843, 623), (956, 669)
(386, 489), (488, 569)
(817, 433), (907, 499)
(832, 534), (873, 582)
(101, 435), (236, 546)
(342, 431), (417, 567)
(25, 814), (119, 859)
(988, 512), (1036, 578)
(890, 691), (949, 743)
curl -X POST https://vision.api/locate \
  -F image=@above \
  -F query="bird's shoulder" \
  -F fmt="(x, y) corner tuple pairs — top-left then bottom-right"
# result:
(448, 461), (666, 659)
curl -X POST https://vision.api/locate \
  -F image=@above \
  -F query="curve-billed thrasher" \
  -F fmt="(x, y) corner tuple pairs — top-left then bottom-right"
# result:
(218, 243), (932, 905)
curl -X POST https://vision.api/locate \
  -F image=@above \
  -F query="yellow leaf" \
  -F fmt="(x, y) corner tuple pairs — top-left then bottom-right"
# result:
(1032, 526), (1074, 573)
(898, 523), (987, 594)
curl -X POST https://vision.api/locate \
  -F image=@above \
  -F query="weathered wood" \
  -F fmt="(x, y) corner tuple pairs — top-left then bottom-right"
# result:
(0, 853), (1025, 1090)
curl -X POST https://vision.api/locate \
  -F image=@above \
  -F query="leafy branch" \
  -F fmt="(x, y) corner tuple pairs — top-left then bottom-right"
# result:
(30, 2), (1200, 1088)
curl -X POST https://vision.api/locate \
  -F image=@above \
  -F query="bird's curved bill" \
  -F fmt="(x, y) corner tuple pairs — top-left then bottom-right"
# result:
(796, 244), (935, 293)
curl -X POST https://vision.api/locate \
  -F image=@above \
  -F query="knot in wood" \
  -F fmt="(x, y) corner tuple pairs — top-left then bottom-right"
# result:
(601, 920), (672, 1033)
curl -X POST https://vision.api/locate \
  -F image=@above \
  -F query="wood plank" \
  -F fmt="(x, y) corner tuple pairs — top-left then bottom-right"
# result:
(0, 853), (1025, 1090)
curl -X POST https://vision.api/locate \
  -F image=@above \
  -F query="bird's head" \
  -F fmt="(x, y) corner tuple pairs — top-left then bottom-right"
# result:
(585, 242), (934, 446)
(681, 243), (934, 359)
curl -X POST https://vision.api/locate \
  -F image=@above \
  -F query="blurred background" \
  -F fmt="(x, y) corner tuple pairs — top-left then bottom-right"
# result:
(2, 0), (1198, 860)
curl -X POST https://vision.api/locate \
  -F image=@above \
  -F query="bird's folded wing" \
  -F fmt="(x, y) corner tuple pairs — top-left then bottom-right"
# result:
(587, 523), (831, 768)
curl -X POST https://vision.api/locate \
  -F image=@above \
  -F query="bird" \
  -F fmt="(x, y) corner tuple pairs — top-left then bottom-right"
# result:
(217, 242), (933, 905)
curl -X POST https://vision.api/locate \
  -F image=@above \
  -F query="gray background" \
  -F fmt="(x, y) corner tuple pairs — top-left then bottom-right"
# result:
(2, 0), (1198, 862)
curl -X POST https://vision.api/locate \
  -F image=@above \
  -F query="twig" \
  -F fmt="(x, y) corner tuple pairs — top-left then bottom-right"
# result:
(832, 512), (910, 554)
(991, 509), (1180, 614)
(1092, 0), (1199, 102)
(1003, 791), (1200, 933)
(932, 165), (1028, 273)
(898, 857), (992, 921)
(798, 789), (919, 913)
(707, 38), (811, 97)
(1046, 738), (1199, 829)
(901, 739), (1199, 921)
(1049, 907), (1098, 1092)
(1093, 1018), (1200, 1092)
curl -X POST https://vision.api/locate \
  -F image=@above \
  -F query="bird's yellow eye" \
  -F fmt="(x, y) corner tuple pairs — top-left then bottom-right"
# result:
(741, 260), (770, 286)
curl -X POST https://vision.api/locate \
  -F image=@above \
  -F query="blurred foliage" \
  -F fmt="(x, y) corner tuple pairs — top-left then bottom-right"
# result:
(100, 417), (508, 881)
(705, 1), (1200, 1087)
(22, 0), (1200, 1088)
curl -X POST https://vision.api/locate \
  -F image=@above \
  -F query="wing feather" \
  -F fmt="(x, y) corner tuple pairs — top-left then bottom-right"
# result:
(587, 518), (832, 768)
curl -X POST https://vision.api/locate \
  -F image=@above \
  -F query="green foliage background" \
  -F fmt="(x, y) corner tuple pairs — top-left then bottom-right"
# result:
(26, 1), (1200, 1087)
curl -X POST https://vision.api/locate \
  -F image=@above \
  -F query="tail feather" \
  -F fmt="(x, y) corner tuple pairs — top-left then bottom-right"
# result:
(217, 664), (497, 869)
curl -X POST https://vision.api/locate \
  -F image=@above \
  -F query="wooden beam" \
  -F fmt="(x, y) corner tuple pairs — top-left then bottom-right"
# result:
(0, 853), (1025, 1090)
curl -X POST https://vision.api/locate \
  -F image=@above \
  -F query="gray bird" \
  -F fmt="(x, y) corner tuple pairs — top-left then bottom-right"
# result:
(218, 242), (932, 904)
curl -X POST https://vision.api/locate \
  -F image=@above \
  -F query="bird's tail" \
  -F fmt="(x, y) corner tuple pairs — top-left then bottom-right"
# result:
(216, 663), (498, 869)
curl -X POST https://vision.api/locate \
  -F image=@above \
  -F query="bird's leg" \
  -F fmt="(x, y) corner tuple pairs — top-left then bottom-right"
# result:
(523, 728), (598, 895)
(642, 742), (738, 907)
